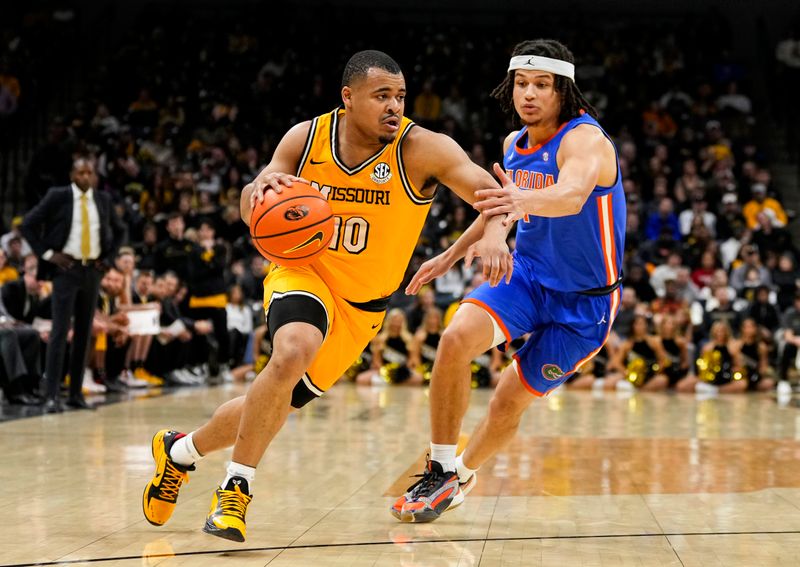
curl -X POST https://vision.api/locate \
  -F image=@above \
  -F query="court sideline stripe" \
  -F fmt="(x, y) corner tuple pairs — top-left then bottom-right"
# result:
(5, 530), (800, 567)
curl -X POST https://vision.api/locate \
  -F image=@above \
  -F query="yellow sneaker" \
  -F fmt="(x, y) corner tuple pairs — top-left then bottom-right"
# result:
(142, 430), (193, 526)
(135, 367), (164, 387)
(202, 477), (253, 542)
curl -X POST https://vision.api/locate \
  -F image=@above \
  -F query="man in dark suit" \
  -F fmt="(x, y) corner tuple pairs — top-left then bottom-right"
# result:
(21, 158), (125, 412)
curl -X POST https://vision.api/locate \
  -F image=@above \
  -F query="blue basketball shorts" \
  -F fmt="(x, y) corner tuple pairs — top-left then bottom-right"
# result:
(463, 257), (621, 396)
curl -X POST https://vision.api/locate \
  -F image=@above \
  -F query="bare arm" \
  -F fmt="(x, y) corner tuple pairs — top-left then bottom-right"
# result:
(402, 128), (513, 291)
(474, 125), (616, 222)
(240, 121), (312, 226)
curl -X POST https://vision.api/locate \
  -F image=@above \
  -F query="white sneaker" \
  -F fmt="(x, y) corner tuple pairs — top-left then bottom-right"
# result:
(83, 378), (107, 394)
(695, 382), (719, 396)
(119, 370), (150, 389)
(170, 369), (202, 386)
(615, 379), (634, 392)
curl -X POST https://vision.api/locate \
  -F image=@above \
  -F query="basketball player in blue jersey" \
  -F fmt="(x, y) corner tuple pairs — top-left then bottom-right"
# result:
(392, 39), (626, 523)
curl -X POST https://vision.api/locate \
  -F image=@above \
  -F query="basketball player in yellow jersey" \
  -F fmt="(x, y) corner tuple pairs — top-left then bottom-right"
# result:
(141, 50), (513, 542)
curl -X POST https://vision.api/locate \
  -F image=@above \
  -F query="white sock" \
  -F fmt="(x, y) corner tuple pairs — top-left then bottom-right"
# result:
(456, 454), (478, 483)
(169, 432), (203, 467)
(222, 461), (256, 493)
(430, 442), (457, 472)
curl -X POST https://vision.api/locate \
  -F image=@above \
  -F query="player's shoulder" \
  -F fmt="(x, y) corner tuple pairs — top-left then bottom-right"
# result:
(559, 122), (615, 160)
(503, 131), (519, 154)
(401, 124), (462, 164)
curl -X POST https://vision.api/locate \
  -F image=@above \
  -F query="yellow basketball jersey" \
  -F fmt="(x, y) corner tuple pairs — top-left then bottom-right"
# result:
(296, 108), (434, 303)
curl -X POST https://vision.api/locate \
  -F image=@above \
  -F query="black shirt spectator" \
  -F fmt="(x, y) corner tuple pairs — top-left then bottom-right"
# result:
(154, 213), (193, 281)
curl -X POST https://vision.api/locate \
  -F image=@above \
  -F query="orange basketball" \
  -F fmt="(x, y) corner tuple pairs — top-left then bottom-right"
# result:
(250, 182), (334, 266)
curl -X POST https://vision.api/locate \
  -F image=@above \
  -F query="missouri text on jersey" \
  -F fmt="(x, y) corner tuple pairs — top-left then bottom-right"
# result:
(310, 181), (391, 205)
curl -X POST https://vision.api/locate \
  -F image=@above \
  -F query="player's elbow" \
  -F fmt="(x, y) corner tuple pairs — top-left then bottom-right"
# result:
(560, 191), (585, 216)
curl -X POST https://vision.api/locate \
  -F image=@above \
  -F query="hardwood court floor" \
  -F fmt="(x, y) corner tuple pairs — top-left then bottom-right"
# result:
(2, 383), (800, 566)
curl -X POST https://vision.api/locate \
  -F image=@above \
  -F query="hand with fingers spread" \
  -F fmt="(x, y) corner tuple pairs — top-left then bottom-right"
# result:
(464, 226), (513, 287)
(473, 163), (530, 226)
(246, 171), (310, 210)
(405, 253), (456, 295)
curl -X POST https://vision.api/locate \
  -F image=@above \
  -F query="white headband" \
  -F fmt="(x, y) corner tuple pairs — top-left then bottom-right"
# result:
(508, 55), (575, 81)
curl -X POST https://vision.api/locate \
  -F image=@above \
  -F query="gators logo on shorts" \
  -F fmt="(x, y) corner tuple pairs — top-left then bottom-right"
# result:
(541, 364), (565, 381)
(284, 205), (309, 221)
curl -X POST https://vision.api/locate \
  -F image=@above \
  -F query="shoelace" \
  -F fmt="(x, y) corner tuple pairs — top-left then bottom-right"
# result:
(159, 461), (189, 502)
(219, 488), (251, 519)
(405, 458), (449, 498)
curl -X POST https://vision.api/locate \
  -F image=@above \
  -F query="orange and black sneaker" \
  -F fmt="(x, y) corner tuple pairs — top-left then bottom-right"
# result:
(142, 429), (194, 526)
(203, 477), (253, 542)
(390, 457), (463, 523)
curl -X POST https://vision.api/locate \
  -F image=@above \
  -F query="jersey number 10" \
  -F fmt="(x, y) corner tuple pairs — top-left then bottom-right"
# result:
(328, 216), (369, 254)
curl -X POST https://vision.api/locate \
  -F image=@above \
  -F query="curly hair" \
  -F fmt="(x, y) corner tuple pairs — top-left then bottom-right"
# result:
(491, 39), (597, 124)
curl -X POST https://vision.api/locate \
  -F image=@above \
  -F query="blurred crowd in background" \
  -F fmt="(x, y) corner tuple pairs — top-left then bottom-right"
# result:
(1, 5), (800, 407)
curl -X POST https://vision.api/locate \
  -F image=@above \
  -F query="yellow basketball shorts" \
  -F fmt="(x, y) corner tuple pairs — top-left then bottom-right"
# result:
(263, 264), (386, 405)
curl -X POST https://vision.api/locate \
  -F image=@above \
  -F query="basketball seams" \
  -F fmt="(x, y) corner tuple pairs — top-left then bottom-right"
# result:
(253, 193), (329, 230)
(252, 214), (334, 240)
(250, 182), (334, 266)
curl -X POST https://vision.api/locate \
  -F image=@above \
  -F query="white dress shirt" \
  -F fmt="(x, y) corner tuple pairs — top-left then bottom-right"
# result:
(61, 183), (101, 260)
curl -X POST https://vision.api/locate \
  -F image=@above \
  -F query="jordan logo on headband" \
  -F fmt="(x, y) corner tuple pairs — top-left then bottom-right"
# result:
(508, 55), (575, 81)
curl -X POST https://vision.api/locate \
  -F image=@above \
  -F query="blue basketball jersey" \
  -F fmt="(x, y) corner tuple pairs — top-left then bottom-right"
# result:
(504, 113), (626, 292)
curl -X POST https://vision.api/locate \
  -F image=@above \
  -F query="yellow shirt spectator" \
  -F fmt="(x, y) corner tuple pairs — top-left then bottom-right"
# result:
(742, 184), (788, 229)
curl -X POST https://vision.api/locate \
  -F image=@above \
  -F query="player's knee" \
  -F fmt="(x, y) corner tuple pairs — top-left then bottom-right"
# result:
(268, 340), (317, 375)
(486, 394), (525, 427)
(438, 324), (482, 361)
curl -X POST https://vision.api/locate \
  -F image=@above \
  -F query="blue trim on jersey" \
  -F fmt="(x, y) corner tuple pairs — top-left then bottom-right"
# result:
(504, 113), (626, 291)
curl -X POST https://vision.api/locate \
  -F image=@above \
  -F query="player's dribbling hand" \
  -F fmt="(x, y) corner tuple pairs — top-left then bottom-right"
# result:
(473, 163), (527, 226)
(247, 172), (310, 208)
(464, 237), (513, 287)
(405, 253), (454, 295)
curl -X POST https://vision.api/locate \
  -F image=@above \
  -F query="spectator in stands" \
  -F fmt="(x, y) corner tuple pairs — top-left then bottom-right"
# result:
(673, 159), (705, 205)
(730, 245), (772, 293)
(1, 217), (33, 258)
(412, 79), (441, 127)
(237, 255), (268, 302)
(0, 248), (18, 286)
(624, 263), (657, 303)
(0, 298), (41, 405)
(134, 222), (159, 272)
(779, 291), (800, 383)
(154, 213), (193, 281)
(645, 198), (681, 242)
(405, 286), (436, 333)
(691, 250), (717, 290)
(5, 236), (24, 271)
(1, 255), (46, 324)
(746, 285), (780, 338)
(704, 286), (742, 339)
(147, 272), (212, 384)
(773, 253), (800, 312)
(673, 267), (700, 305)
(90, 266), (130, 393)
(743, 183), (788, 229)
(752, 211), (796, 259)
(716, 192), (747, 242)
(679, 191), (716, 238)
(187, 219), (230, 380)
(226, 284), (253, 370)
(612, 287), (638, 341)
(650, 251), (683, 297)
